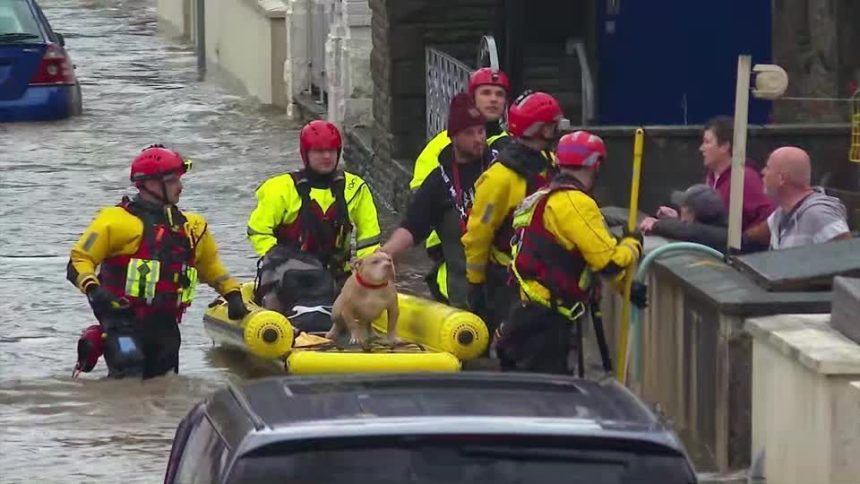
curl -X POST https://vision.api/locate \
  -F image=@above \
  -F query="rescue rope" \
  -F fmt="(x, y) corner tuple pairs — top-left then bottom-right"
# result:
(293, 335), (427, 353)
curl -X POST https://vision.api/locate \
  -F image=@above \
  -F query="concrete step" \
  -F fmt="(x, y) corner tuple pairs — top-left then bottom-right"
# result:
(831, 276), (860, 344)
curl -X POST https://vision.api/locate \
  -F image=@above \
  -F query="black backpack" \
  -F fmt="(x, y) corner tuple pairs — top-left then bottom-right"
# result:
(254, 245), (337, 333)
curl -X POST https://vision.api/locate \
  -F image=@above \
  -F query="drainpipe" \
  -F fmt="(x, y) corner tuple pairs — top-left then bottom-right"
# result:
(306, 0), (313, 94)
(196, 0), (206, 79)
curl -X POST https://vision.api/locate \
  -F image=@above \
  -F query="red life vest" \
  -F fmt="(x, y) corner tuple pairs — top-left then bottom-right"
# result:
(274, 171), (351, 270)
(99, 197), (198, 323)
(511, 182), (591, 307)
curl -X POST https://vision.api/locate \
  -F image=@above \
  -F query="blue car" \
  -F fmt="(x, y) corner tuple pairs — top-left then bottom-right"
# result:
(0, 0), (82, 122)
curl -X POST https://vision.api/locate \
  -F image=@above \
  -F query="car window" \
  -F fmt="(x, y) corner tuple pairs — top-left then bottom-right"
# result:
(164, 402), (207, 483)
(228, 437), (695, 484)
(0, 0), (41, 37)
(175, 416), (230, 484)
(31, 1), (55, 39)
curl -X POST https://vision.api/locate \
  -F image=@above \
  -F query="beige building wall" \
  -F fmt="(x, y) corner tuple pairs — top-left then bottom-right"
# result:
(747, 314), (860, 484)
(156, 0), (191, 38)
(203, 0), (287, 106)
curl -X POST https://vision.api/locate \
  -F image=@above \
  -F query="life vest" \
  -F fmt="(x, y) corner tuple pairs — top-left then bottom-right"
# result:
(438, 157), (486, 234)
(98, 197), (198, 323)
(490, 146), (555, 265)
(510, 181), (593, 313)
(275, 171), (351, 272)
(486, 122), (510, 160)
(432, 157), (487, 307)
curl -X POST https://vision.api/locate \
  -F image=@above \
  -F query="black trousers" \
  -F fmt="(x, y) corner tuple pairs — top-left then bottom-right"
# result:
(484, 262), (518, 340)
(495, 302), (572, 375)
(104, 314), (181, 380)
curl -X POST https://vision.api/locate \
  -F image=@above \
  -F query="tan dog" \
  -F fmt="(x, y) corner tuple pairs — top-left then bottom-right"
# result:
(325, 252), (400, 347)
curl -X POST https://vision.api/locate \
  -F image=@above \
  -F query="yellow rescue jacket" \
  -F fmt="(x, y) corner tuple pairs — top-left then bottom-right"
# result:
(68, 203), (240, 297)
(511, 181), (642, 318)
(410, 128), (509, 190)
(247, 170), (381, 259)
(462, 143), (555, 284)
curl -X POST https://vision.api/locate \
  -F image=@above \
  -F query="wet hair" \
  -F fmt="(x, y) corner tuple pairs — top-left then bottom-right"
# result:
(703, 116), (734, 148)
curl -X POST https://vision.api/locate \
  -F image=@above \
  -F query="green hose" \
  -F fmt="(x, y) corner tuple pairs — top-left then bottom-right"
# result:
(628, 242), (724, 382)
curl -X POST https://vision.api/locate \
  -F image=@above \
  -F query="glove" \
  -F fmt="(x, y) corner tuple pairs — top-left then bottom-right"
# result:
(225, 291), (250, 320)
(622, 225), (644, 246)
(467, 283), (487, 319)
(630, 281), (648, 309)
(621, 226), (644, 258)
(86, 285), (129, 319)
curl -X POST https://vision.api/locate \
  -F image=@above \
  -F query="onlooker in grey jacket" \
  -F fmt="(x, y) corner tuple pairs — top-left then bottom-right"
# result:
(745, 146), (851, 250)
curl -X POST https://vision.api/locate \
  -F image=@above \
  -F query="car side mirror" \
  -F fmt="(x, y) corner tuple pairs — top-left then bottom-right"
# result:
(56, 33), (65, 47)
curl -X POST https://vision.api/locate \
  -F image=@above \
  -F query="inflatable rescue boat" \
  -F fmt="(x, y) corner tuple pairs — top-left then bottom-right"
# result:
(202, 283), (489, 374)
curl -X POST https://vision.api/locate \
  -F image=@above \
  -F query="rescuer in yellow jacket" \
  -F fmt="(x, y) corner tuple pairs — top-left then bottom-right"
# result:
(410, 68), (512, 300)
(247, 120), (381, 282)
(67, 145), (248, 380)
(496, 131), (644, 374)
(462, 91), (565, 337)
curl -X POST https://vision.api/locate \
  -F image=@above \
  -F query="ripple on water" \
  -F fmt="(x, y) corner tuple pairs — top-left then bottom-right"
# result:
(0, 1), (433, 482)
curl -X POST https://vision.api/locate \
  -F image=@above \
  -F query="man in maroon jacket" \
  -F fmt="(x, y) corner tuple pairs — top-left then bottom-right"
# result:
(653, 116), (774, 231)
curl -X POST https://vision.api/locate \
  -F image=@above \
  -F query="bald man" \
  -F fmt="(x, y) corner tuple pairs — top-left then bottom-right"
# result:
(745, 146), (851, 249)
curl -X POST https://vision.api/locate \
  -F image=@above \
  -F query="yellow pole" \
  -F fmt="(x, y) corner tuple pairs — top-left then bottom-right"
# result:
(850, 89), (860, 163)
(616, 128), (644, 383)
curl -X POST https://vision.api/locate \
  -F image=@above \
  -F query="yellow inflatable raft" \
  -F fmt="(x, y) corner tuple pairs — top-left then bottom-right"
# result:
(203, 283), (487, 374)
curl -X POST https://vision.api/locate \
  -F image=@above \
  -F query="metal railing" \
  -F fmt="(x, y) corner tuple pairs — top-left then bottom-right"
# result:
(424, 35), (502, 140)
(567, 38), (595, 126)
(425, 48), (471, 140)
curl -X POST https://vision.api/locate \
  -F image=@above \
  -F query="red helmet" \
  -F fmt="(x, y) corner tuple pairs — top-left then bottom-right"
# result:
(129, 145), (189, 185)
(299, 120), (342, 166)
(506, 91), (564, 138)
(556, 131), (606, 170)
(468, 67), (510, 96)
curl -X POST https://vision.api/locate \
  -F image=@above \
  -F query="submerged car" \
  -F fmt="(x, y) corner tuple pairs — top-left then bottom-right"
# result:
(164, 372), (697, 483)
(0, 0), (82, 122)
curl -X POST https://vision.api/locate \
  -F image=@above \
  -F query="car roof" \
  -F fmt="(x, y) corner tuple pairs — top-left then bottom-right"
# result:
(204, 372), (683, 453)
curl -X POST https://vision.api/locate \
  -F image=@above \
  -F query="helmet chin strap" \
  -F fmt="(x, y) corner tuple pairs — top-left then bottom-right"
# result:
(139, 178), (173, 206)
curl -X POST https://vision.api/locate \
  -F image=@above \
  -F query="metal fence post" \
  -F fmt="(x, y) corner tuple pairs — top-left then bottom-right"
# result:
(196, 0), (206, 79)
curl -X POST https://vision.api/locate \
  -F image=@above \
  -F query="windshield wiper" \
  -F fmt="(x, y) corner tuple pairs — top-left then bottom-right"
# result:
(0, 33), (41, 43)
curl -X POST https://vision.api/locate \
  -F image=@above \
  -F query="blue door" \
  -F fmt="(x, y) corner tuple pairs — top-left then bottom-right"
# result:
(597, 0), (772, 125)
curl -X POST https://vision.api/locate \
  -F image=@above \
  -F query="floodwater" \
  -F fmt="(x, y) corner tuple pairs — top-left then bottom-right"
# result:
(0, 1), (751, 483)
(0, 1), (428, 482)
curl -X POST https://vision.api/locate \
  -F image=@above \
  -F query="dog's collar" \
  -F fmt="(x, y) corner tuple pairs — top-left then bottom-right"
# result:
(355, 271), (389, 289)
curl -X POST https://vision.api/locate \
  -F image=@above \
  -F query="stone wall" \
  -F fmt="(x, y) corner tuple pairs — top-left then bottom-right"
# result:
(341, 126), (413, 212)
(589, 124), (855, 216)
(344, 0), (860, 218)
(771, 0), (860, 122)
(338, 121), (854, 219)
(370, 0), (499, 164)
